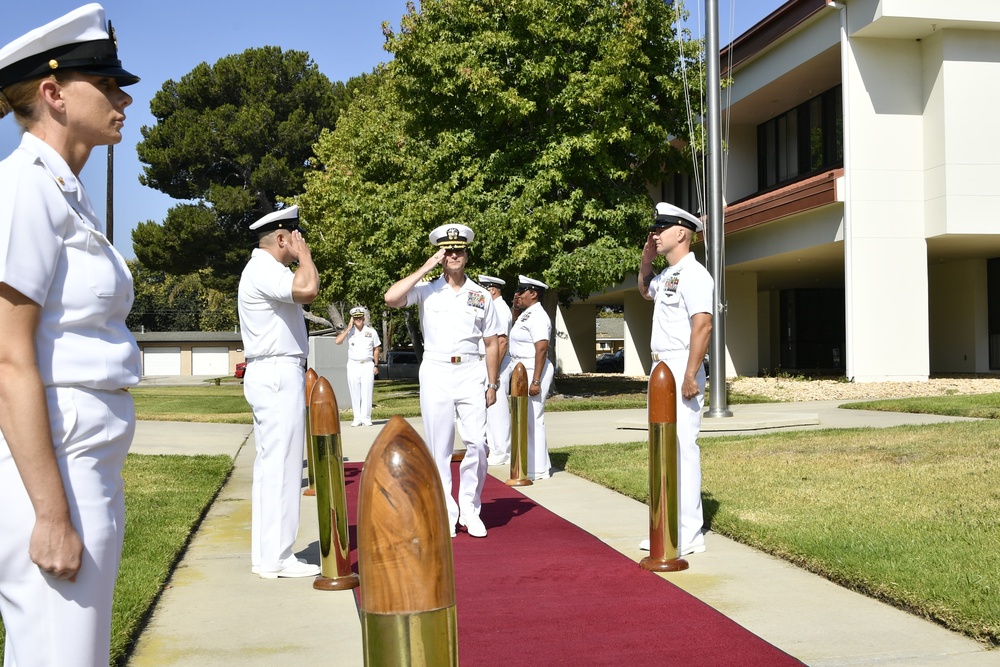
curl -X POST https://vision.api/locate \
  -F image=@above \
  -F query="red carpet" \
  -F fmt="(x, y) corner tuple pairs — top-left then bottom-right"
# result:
(343, 463), (804, 666)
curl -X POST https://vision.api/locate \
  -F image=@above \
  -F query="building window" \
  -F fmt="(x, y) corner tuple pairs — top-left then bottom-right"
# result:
(757, 86), (843, 191)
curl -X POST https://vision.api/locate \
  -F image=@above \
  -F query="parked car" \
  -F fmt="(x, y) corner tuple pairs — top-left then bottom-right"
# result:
(377, 350), (420, 379)
(595, 349), (624, 373)
(235, 361), (247, 379)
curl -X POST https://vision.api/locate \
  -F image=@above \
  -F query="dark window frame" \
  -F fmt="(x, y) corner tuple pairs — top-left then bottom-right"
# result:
(757, 85), (843, 192)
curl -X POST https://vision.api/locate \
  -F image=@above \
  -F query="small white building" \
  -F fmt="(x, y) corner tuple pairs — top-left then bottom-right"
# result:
(557, 0), (1000, 382)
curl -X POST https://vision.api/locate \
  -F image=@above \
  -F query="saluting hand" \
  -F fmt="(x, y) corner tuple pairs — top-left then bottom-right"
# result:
(641, 233), (658, 264)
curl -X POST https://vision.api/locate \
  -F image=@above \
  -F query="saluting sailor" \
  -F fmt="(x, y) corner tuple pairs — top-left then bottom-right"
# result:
(336, 305), (381, 427)
(509, 275), (554, 480)
(638, 201), (713, 556)
(0, 5), (142, 665)
(238, 205), (322, 578)
(478, 275), (514, 466)
(385, 224), (502, 538)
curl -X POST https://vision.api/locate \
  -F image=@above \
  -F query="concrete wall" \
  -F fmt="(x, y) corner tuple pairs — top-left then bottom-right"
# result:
(555, 304), (596, 373)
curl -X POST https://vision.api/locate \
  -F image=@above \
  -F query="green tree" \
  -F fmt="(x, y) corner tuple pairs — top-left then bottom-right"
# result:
(300, 0), (700, 311)
(128, 260), (238, 332)
(134, 46), (343, 291)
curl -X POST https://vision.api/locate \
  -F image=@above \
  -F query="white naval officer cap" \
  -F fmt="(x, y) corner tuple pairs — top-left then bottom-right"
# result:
(516, 275), (548, 292)
(477, 275), (505, 288)
(349, 306), (366, 318)
(249, 205), (300, 235)
(0, 4), (140, 90)
(429, 223), (474, 249)
(650, 202), (704, 233)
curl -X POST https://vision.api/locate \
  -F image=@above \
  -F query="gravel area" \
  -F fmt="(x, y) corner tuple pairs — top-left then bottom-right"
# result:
(726, 375), (1000, 402)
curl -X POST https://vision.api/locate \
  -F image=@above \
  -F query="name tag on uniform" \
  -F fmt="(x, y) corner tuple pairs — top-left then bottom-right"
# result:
(467, 293), (485, 309)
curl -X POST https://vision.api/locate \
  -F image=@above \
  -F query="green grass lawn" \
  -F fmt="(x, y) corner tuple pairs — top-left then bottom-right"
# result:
(553, 419), (1000, 646)
(0, 453), (232, 665)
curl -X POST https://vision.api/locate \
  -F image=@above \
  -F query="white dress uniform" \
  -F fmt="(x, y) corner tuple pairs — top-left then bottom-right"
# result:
(508, 301), (554, 479)
(0, 133), (141, 666)
(648, 251), (714, 552)
(238, 248), (309, 574)
(406, 276), (503, 526)
(344, 324), (381, 426)
(483, 294), (513, 460)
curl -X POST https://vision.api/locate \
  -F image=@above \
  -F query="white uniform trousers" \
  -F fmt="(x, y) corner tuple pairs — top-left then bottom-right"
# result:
(0, 386), (135, 667)
(244, 360), (306, 571)
(520, 359), (554, 478)
(346, 359), (375, 424)
(485, 358), (511, 459)
(418, 358), (489, 526)
(664, 357), (706, 550)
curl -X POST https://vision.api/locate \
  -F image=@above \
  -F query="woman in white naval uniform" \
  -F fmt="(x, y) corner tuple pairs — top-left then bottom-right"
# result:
(0, 5), (141, 665)
(509, 276), (554, 481)
(336, 306), (381, 426)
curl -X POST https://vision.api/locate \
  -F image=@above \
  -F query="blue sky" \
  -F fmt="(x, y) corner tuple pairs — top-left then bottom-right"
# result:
(1, 0), (783, 259)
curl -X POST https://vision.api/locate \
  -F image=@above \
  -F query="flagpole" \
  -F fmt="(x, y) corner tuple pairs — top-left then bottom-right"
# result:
(106, 145), (114, 244)
(704, 0), (731, 417)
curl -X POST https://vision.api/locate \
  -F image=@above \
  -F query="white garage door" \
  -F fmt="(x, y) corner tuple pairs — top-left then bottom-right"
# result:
(143, 347), (181, 376)
(192, 347), (230, 376)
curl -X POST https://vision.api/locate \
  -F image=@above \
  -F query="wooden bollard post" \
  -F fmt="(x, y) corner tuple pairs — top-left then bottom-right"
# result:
(358, 415), (458, 666)
(311, 376), (359, 591)
(303, 368), (318, 496)
(640, 361), (689, 573)
(506, 362), (532, 487)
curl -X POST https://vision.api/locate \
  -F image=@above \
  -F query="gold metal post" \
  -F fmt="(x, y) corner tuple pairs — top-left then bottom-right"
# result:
(506, 362), (531, 487)
(311, 376), (359, 590)
(303, 368), (317, 496)
(640, 361), (689, 573)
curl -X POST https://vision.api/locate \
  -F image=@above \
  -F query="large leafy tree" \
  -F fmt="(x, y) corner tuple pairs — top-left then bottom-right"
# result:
(134, 46), (344, 291)
(300, 0), (700, 312)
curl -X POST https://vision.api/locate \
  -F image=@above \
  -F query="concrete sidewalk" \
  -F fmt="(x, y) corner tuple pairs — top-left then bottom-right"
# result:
(126, 403), (999, 666)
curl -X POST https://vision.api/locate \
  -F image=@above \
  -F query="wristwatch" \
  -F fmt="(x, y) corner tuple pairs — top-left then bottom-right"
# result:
(531, 380), (541, 386)
(487, 383), (500, 391)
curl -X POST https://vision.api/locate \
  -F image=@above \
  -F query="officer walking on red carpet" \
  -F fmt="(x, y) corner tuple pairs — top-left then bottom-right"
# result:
(638, 202), (713, 556)
(385, 224), (503, 538)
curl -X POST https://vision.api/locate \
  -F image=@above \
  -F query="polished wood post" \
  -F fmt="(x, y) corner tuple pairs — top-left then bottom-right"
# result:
(640, 361), (689, 573)
(311, 376), (359, 591)
(303, 368), (318, 496)
(359, 416), (458, 666)
(506, 363), (532, 487)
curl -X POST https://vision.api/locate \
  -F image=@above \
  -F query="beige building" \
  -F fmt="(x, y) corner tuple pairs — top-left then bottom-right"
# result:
(557, 0), (1000, 382)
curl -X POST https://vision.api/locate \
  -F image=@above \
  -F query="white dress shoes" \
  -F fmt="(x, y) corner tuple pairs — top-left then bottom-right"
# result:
(638, 538), (706, 556)
(486, 453), (509, 466)
(458, 513), (487, 538)
(528, 470), (550, 481)
(259, 559), (321, 579)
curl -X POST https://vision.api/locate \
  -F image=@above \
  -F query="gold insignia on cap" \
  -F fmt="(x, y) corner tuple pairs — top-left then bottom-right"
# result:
(49, 60), (59, 70)
(108, 22), (119, 52)
(447, 227), (459, 241)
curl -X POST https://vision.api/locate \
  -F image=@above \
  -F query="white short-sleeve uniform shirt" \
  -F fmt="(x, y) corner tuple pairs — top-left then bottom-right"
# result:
(406, 276), (503, 354)
(648, 252), (714, 357)
(238, 249), (308, 359)
(508, 302), (551, 363)
(345, 325), (381, 361)
(0, 133), (140, 389)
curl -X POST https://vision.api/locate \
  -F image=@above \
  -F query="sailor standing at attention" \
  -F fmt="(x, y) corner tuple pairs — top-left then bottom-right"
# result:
(508, 275), (554, 481)
(0, 5), (142, 664)
(385, 224), (502, 538)
(478, 275), (513, 466)
(336, 305), (381, 427)
(238, 205), (322, 578)
(638, 201), (713, 557)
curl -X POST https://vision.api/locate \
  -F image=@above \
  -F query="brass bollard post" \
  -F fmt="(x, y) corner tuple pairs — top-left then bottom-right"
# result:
(640, 361), (689, 573)
(358, 416), (458, 666)
(506, 362), (532, 487)
(311, 376), (360, 591)
(303, 368), (318, 497)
